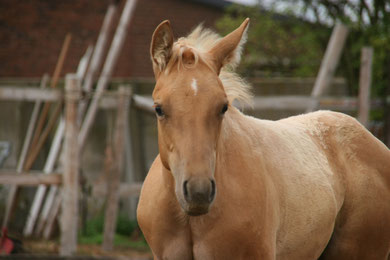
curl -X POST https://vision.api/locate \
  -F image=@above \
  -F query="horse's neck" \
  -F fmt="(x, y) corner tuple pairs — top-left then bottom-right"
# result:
(220, 106), (265, 149)
(217, 107), (268, 170)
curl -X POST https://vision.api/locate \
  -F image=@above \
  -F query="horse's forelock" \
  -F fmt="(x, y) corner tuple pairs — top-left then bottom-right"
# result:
(165, 25), (252, 106)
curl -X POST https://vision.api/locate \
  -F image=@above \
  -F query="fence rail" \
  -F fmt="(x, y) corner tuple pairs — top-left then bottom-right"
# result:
(0, 86), (385, 113)
(0, 172), (61, 185)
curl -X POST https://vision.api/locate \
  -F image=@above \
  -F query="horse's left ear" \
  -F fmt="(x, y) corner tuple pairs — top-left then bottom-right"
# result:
(209, 18), (250, 74)
(150, 20), (174, 77)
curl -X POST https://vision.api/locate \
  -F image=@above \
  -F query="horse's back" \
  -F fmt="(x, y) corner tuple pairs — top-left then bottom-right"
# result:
(287, 111), (390, 259)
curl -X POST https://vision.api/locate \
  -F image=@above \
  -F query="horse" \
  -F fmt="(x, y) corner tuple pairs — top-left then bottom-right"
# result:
(137, 18), (390, 259)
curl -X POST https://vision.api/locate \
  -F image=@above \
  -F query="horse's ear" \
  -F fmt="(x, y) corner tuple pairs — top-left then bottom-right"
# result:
(209, 18), (250, 74)
(150, 20), (174, 77)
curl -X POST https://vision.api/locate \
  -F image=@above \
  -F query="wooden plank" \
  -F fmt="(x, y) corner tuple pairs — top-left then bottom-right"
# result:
(306, 23), (349, 112)
(250, 77), (346, 85)
(76, 45), (93, 80)
(77, 2), (118, 124)
(132, 94), (154, 114)
(103, 87), (131, 251)
(23, 100), (63, 170)
(2, 87), (383, 112)
(43, 189), (62, 239)
(358, 47), (373, 127)
(60, 74), (81, 256)
(78, 1), (119, 121)
(23, 119), (65, 237)
(0, 173), (61, 186)
(0, 87), (131, 109)
(78, 0), (138, 152)
(27, 34), (72, 167)
(82, 2), (118, 93)
(250, 96), (383, 111)
(2, 74), (49, 228)
(35, 186), (58, 236)
(0, 87), (61, 102)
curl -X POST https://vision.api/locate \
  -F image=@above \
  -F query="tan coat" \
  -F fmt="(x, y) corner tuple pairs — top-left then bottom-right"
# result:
(137, 19), (390, 259)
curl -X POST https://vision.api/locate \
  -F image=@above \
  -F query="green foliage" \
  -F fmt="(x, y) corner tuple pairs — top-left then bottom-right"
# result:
(216, 4), (329, 77)
(83, 214), (138, 237)
(80, 214), (148, 250)
(116, 215), (138, 236)
(83, 214), (105, 237)
(79, 233), (148, 250)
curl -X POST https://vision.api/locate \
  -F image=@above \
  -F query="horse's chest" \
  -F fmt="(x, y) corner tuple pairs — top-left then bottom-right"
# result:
(158, 219), (264, 260)
(188, 217), (271, 260)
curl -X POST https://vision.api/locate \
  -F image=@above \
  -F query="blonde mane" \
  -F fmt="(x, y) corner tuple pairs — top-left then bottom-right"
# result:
(166, 25), (253, 106)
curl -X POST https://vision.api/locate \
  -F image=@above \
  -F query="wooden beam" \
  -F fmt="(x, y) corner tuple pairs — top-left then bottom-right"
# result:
(43, 189), (62, 239)
(28, 34), (72, 170)
(0, 173), (61, 186)
(358, 47), (373, 127)
(60, 74), (81, 256)
(3, 88), (383, 112)
(103, 87), (131, 251)
(0, 87), (61, 102)
(249, 96), (382, 111)
(306, 23), (349, 112)
(132, 94), (154, 114)
(78, 1), (119, 120)
(78, 0), (138, 152)
(0, 87), (132, 109)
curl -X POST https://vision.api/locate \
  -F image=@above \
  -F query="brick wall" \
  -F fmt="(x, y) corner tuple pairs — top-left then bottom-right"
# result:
(0, 0), (223, 78)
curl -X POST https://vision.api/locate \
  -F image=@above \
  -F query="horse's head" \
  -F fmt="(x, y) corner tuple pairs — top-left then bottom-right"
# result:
(150, 19), (249, 216)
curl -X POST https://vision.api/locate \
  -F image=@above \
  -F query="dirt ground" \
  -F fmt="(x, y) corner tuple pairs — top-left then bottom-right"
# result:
(15, 239), (153, 260)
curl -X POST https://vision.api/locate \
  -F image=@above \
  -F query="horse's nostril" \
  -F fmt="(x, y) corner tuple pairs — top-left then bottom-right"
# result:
(183, 180), (189, 198)
(210, 180), (216, 202)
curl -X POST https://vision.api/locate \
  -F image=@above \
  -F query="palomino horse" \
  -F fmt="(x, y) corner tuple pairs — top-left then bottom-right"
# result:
(137, 18), (390, 259)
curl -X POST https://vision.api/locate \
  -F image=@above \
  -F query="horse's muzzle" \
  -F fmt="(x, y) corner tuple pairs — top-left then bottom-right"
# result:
(182, 178), (216, 216)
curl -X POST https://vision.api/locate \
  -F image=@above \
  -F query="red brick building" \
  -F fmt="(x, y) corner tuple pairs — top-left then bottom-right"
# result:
(0, 0), (229, 78)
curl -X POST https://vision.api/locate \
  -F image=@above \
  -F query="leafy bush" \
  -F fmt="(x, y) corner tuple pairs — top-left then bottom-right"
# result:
(216, 4), (329, 77)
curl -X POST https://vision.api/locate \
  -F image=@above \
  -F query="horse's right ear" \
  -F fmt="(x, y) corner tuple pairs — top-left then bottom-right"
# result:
(150, 20), (174, 77)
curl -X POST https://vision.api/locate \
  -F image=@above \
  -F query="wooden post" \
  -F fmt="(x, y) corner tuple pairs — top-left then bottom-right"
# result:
(306, 23), (349, 112)
(358, 47), (373, 127)
(2, 74), (49, 228)
(78, 0), (138, 152)
(60, 74), (81, 256)
(102, 87), (131, 251)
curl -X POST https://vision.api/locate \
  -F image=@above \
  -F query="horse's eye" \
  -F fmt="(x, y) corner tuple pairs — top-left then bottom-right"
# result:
(155, 105), (164, 117)
(221, 104), (228, 115)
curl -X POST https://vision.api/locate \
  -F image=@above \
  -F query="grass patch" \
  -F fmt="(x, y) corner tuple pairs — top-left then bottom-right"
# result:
(79, 214), (149, 251)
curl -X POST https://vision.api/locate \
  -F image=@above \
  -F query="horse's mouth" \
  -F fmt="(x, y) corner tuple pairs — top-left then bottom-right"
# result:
(184, 204), (210, 216)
